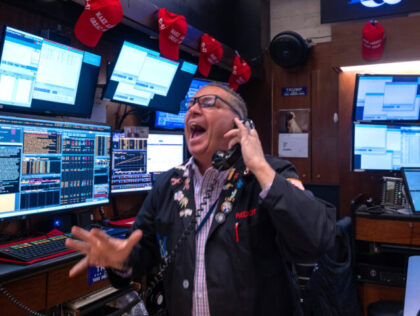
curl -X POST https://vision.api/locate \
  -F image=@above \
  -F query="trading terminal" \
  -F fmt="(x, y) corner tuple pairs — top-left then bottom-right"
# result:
(0, 1), (419, 315)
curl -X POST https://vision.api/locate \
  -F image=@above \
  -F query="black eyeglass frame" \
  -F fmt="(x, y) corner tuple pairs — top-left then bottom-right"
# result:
(186, 94), (242, 118)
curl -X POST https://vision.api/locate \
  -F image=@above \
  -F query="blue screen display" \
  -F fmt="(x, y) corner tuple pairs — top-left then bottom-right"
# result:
(0, 114), (111, 219)
(353, 123), (420, 171)
(154, 79), (226, 130)
(353, 74), (420, 121)
(0, 26), (101, 118)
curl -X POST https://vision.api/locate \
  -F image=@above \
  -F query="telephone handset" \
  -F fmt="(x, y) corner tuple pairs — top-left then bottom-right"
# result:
(211, 119), (255, 171)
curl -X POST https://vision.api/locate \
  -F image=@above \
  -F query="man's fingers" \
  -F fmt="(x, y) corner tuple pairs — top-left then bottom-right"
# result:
(65, 238), (90, 254)
(90, 228), (111, 241)
(125, 230), (143, 250)
(69, 257), (89, 278)
(71, 226), (95, 243)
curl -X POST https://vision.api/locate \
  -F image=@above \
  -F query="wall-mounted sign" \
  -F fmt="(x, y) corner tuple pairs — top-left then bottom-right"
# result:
(281, 87), (307, 96)
(321, 0), (420, 23)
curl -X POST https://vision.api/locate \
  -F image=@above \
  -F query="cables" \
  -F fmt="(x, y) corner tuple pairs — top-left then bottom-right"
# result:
(0, 285), (46, 316)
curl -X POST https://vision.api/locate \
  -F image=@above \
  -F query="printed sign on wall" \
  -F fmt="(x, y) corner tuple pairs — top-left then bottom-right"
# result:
(321, 0), (420, 23)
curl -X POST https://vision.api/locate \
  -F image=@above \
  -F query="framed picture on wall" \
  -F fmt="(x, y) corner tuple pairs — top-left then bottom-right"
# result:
(278, 109), (310, 158)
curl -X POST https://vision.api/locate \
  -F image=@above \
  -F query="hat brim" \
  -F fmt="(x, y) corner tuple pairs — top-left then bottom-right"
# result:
(74, 10), (103, 47)
(362, 46), (384, 61)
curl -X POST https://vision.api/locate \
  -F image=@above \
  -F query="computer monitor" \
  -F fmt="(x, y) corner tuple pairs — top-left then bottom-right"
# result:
(0, 113), (111, 220)
(352, 123), (420, 171)
(111, 132), (152, 194)
(0, 26), (101, 118)
(353, 74), (420, 121)
(147, 131), (185, 174)
(154, 78), (228, 130)
(401, 167), (420, 213)
(103, 41), (197, 114)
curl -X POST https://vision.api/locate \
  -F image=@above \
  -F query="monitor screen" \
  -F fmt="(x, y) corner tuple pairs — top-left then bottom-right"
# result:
(0, 114), (111, 220)
(352, 123), (420, 171)
(111, 132), (152, 194)
(353, 74), (420, 121)
(154, 79), (228, 130)
(0, 26), (101, 118)
(401, 168), (420, 213)
(147, 131), (185, 174)
(103, 41), (197, 114)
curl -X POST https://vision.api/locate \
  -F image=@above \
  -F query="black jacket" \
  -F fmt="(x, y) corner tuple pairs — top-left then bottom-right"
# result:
(109, 156), (336, 316)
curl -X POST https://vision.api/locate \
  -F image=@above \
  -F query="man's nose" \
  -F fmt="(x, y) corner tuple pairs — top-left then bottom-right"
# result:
(188, 101), (202, 114)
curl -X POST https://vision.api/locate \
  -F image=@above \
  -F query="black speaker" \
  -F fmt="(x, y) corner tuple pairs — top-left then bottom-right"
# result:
(269, 31), (311, 68)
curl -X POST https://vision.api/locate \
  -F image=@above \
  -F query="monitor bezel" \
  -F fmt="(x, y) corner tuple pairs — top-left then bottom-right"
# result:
(351, 121), (420, 173)
(103, 41), (196, 114)
(401, 167), (420, 214)
(0, 111), (112, 222)
(352, 73), (420, 123)
(0, 25), (100, 118)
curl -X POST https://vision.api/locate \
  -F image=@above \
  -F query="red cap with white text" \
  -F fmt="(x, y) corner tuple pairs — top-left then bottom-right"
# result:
(228, 55), (251, 91)
(198, 34), (223, 77)
(74, 0), (123, 47)
(158, 8), (188, 61)
(362, 21), (385, 61)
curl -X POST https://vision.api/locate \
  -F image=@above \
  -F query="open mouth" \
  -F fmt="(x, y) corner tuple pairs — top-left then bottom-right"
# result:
(190, 122), (206, 140)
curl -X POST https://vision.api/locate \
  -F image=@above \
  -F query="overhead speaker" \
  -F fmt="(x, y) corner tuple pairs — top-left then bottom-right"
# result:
(269, 31), (311, 68)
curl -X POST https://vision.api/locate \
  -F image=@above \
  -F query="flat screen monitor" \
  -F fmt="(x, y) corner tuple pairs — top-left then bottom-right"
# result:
(111, 132), (152, 194)
(401, 167), (420, 213)
(103, 41), (197, 114)
(154, 78), (228, 130)
(0, 113), (111, 220)
(0, 26), (101, 118)
(147, 131), (185, 174)
(353, 74), (420, 121)
(352, 123), (420, 171)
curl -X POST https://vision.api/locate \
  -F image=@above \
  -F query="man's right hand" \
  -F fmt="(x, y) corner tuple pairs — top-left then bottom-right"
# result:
(65, 226), (143, 277)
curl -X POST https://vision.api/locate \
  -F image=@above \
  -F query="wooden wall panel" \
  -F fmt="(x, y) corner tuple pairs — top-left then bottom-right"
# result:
(311, 68), (339, 184)
(332, 15), (420, 67)
(271, 58), (312, 182)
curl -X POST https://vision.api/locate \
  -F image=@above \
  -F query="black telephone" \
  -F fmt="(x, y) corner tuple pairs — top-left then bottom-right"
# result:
(211, 119), (255, 171)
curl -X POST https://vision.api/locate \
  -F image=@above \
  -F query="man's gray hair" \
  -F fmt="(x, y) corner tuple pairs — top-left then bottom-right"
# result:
(205, 82), (248, 120)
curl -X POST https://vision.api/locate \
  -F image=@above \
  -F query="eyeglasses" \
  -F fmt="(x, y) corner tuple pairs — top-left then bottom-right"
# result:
(186, 94), (242, 118)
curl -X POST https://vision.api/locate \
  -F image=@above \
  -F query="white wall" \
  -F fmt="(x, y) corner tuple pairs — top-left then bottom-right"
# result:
(270, 0), (331, 43)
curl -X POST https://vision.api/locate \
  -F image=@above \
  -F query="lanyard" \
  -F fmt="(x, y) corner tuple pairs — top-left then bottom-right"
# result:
(195, 201), (218, 234)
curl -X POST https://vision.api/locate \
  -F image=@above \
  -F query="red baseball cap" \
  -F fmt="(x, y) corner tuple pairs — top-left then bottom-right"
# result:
(198, 34), (223, 77)
(362, 21), (385, 61)
(74, 0), (123, 47)
(158, 8), (188, 61)
(228, 55), (251, 91)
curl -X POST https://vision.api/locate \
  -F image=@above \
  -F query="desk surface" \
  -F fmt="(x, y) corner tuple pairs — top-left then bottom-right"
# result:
(0, 251), (82, 284)
(356, 209), (420, 221)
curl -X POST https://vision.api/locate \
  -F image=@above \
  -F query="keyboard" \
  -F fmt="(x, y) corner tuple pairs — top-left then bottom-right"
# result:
(0, 234), (72, 262)
(0, 227), (129, 264)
